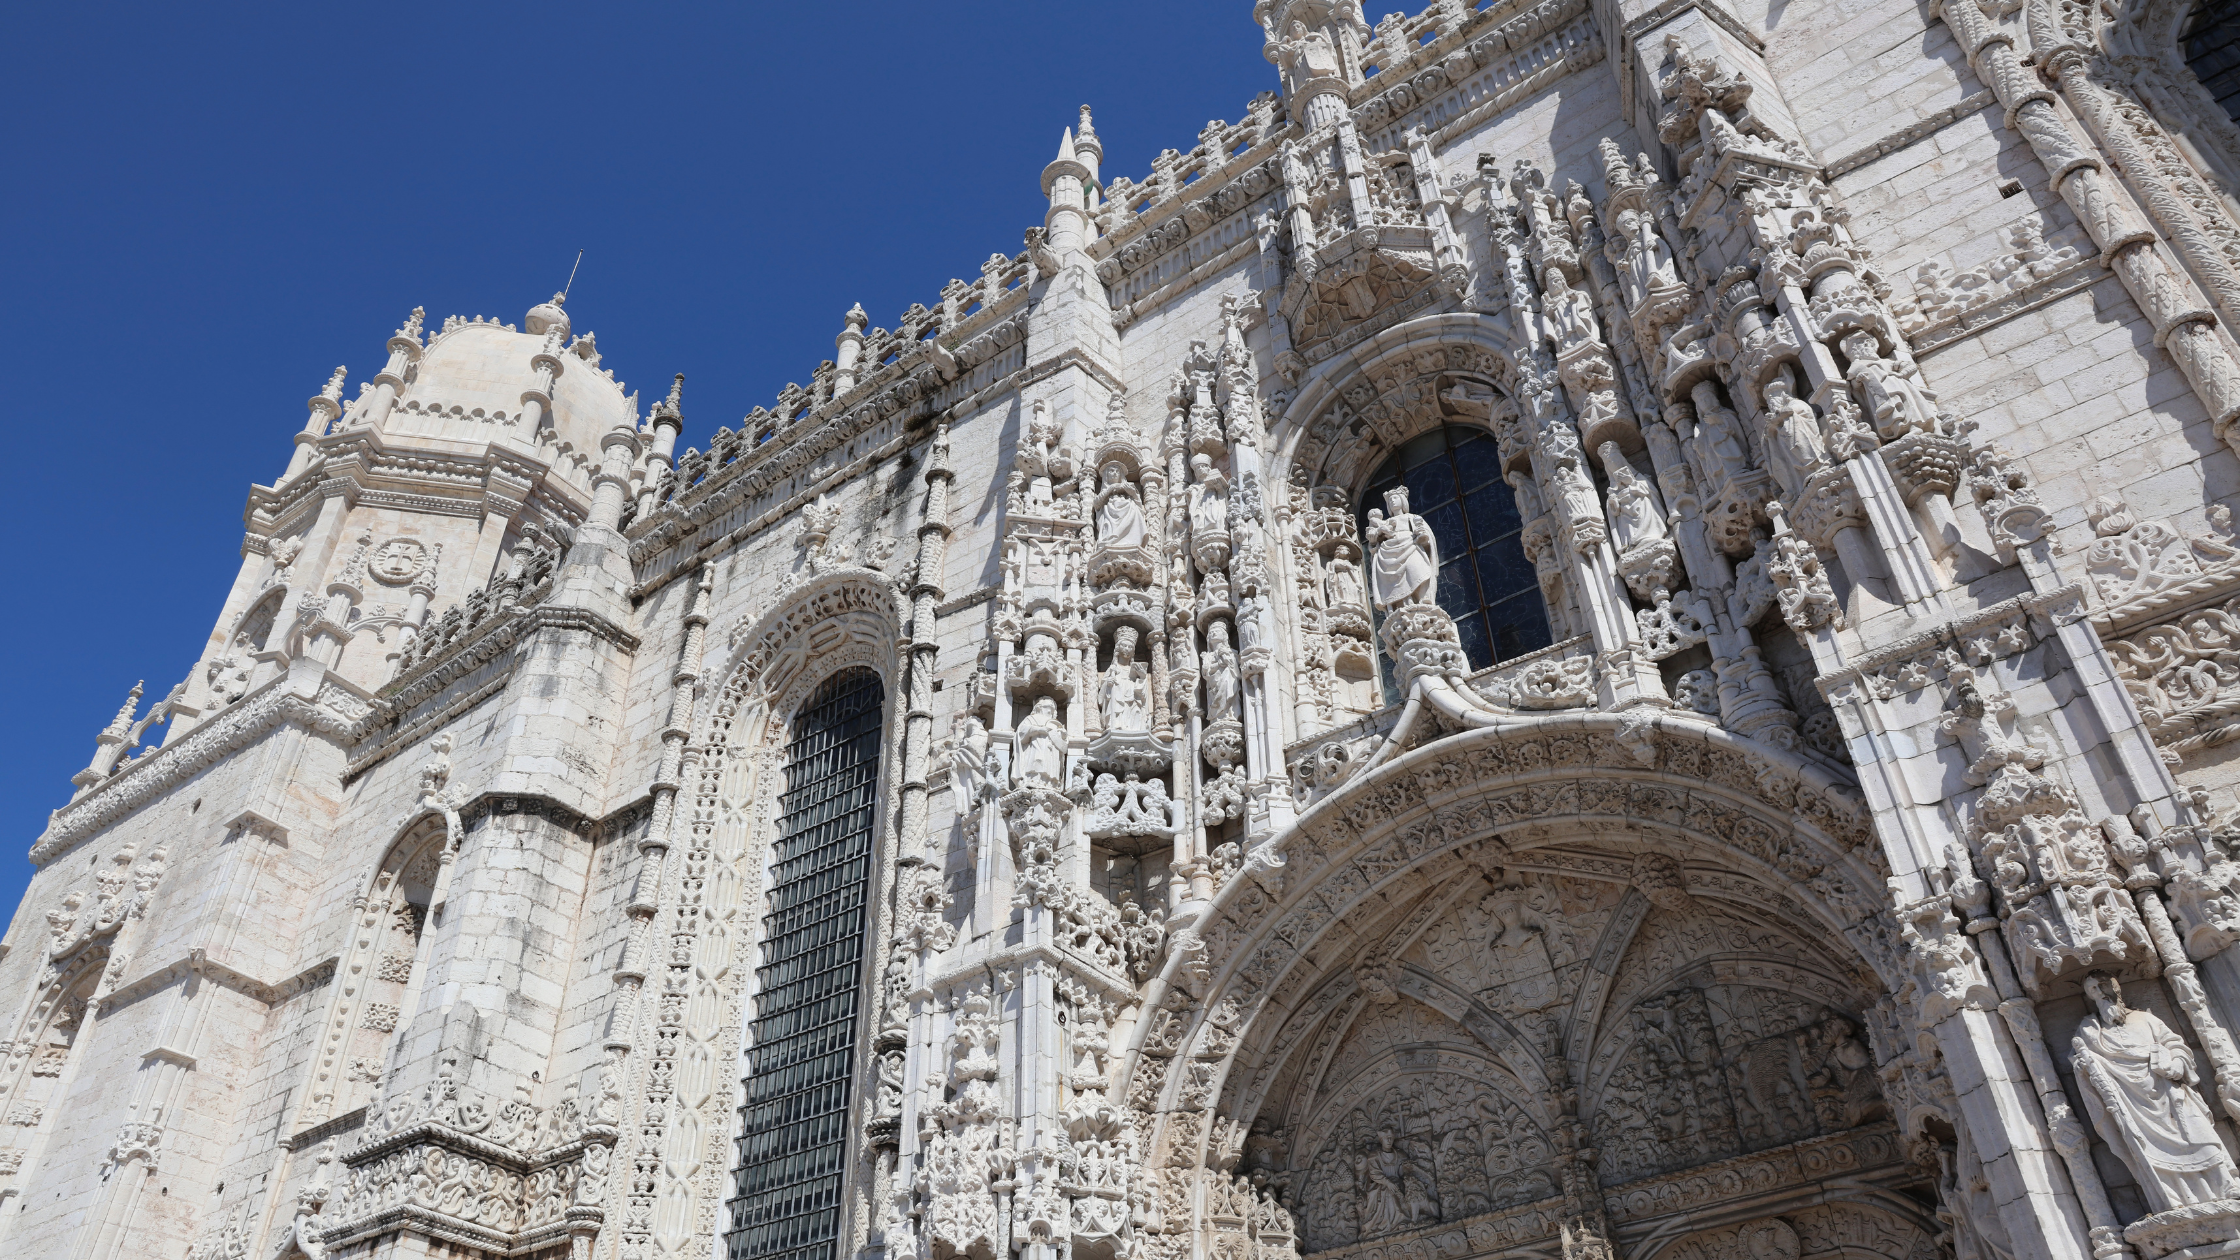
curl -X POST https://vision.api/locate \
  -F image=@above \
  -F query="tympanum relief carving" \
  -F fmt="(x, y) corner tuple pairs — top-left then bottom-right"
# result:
(1240, 863), (1889, 1254)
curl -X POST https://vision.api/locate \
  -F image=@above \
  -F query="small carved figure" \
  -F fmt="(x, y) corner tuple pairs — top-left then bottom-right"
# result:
(1188, 454), (1230, 542)
(1599, 442), (1669, 553)
(1541, 268), (1601, 355)
(1325, 550), (1366, 614)
(1761, 370), (1828, 497)
(1204, 620), (1242, 719)
(948, 715), (990, 803)
(1099, 628), (1153, 735)
(1236, 593), (1269, 652)
(1094, 461), (1146, 550)
(1014, 696), (1065, 791)
(1277, 20), (1342, 83)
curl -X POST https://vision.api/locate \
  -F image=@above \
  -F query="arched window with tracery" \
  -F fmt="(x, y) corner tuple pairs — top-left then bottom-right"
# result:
(725, 666), (885, 1260)
(1357, 423), (1552, 674)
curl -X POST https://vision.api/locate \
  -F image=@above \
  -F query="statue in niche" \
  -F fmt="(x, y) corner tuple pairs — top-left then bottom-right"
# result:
(1598, 442), (1669, 554)
(1326, 550), (1367, 614)
(1761, 370), (1829, 498)
(1548, 446), (1606, 535)
(1837, 329), (1937, 437)
(1014, 696), (1065, 791)
(1237, 593), (1269, 652)
(1616, 203), (1682, 303)
(1687, 382), (1755, 482)
(1204, 620), (1242, 720)
(2072, 972), (2240, 1212)
(1189, 454), (1230, 542)
(1366, 486), (1439, 610)
(1541, 267), (1602, 355)
(947, 715), (990, 804)
(1094, 461), (1146, 550)
(1099, 627), (1153, 735)
(1355, 1128), (1440, 1236)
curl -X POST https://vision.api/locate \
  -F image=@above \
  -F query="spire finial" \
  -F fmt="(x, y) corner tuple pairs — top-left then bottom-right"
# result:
(660, 373), (685, 418)
(1073, 104), (1103, 164)
(104, 682), (145, 737)
(322, 366), (347, 402)
(1057, 127), (1077, 163)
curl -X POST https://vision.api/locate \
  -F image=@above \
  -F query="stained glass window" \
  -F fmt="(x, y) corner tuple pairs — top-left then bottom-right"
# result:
(1360, 425), (1552, 678)
(726, 667), (884, 1260)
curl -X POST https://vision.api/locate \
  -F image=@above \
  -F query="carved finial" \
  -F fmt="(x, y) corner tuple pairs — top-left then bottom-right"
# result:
(843, 302), (868, 332)
(321, 365), (348, 402)
(104, 682), (145, 738)
(396, 306), (425, 341)
(656, 373), (685, 423)
(1075, 104), (1102, 159)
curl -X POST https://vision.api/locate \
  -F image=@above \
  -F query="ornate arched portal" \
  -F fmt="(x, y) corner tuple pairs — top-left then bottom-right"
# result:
(1122, 715), (1933, 1260)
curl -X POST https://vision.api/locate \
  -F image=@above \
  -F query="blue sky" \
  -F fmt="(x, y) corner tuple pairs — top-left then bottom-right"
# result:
(0, 4), (1273, 925)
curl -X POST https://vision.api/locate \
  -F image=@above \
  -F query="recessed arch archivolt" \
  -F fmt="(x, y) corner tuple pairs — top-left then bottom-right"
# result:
(702, 568), (904, 750)
(1121, 714), (1918, 1257)
(1268, 312), (1522, 496)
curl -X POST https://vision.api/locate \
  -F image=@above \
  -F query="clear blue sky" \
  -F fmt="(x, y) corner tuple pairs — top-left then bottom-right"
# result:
(0, 4), (1272, 925)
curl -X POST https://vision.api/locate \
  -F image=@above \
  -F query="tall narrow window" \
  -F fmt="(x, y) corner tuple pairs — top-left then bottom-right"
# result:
(1360, 424), (1552, 678)
(726, 667), (885, 1260)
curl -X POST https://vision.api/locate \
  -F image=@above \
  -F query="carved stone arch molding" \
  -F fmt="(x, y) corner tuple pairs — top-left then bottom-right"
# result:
(291, 811), (450, 1136)
(1269, 312), (1521, 497)
(1124, 714), (1919, 1259)
(628, 569), (905, 1260)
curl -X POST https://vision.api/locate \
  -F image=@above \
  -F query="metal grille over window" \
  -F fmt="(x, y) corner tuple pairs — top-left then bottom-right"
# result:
(1360, 424), (1552, 679)
(725, 667), (884, 1260)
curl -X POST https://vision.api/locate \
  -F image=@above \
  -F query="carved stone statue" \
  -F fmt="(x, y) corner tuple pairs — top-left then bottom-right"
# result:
(1355, 1128), (1439, 1236)
(1367, 486), (1439, 610)
(1204, 620), (1242, 720)
(1598, 442), (1669, 553)
(2071, 972), (2239, 1213)
(1687, 381), (1754, 482)
(1188, 454), (1230, 542)
(1542, 267), (1601, 356)
(1094, 461), (1146, 550)
(1326, 551), (1366, 613)
(948, 715), (990, 804)
(1098, 627), (1152, 735)
(1838, 329), (1936, 438)
(1761, 371), (1828, 498)
(1014, 697), (1065, 791)
(1236, 593), (1269, 652)
(1277, 20), (1342, 84)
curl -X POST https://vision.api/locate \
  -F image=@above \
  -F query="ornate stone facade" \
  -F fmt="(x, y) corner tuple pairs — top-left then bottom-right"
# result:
(10, 2), (2240, 1258)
